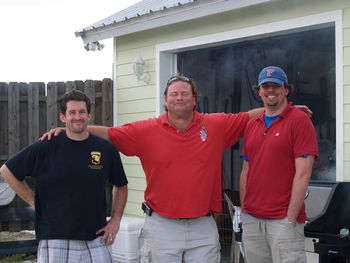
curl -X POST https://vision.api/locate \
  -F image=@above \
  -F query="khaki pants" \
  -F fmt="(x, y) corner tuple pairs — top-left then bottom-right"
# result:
(140, 211), (221, 263)
(242, 212), (306, 263)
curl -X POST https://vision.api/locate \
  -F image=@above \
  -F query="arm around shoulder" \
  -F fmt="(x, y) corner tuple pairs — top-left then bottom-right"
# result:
(247, 107), (264, 119)
(88, 125), (110, 141)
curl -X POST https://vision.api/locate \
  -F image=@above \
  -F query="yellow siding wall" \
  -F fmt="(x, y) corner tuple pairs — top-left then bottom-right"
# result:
(114, 0), (350, 216)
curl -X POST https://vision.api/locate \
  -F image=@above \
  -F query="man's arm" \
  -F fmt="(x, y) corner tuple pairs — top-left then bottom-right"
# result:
(40, 125), (110, 141)
(287, 155), (315, 223)
(87, 125), (109, 141)
(109, 185), (128, 225)
(96, 185), (128, 245)
(0, 165), (35, 209)
(239, 160), (249, 209)
(246, 105), (312, 120)
(247, 107), (264, 119)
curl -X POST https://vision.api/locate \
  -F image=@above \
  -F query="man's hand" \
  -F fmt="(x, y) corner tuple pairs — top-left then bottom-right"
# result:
(96, 217), (122, 245)
(39, 127), (65, 141)
(295, 105), (313, 117)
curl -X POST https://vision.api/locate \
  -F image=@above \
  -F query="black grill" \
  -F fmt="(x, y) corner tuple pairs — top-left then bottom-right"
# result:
(305, 181), (350, 262)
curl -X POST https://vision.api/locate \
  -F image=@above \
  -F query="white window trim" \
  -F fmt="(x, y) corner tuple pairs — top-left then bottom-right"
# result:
(156, 10), (343, 180)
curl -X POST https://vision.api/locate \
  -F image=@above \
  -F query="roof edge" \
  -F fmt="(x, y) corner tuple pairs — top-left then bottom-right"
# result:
(77, 0), (270, 43)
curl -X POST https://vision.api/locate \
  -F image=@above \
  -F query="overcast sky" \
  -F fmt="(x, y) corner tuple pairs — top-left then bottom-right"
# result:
(0, 0), (141, 83)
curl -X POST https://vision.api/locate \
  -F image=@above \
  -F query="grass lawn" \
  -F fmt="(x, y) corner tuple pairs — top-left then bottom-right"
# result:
(0, 253), (36, 262)
(0, 232), (37, 262)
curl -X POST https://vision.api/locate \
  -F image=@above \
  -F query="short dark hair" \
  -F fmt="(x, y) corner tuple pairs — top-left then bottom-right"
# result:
(163, 75), (200, 111)
(58, 90), (91, 115)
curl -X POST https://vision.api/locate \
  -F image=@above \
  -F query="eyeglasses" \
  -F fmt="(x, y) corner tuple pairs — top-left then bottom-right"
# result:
(167, 75), (191, 86)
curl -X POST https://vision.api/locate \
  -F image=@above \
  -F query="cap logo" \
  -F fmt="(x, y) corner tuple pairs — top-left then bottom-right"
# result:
(266, 68), (274, 77)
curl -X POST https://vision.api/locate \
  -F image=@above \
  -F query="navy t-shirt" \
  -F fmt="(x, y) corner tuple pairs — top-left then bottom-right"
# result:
(5, 132), (128, 240)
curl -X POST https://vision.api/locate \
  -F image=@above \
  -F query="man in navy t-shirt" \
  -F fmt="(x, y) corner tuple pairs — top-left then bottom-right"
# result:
(0, 90), (128, 263)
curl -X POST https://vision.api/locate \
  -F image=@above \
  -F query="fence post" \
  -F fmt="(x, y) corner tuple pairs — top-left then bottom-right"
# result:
(0, 83), (9, 163)
(27, 83), (41, 144)
(66, 81), (75, 92)
(8, 83), (20, 157)
(46, 82), (59, 130)
(102, 78), (113, 127)
(84, 80), (96, 125)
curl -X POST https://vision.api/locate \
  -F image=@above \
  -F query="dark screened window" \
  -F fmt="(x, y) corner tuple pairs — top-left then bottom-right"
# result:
(176, 26), (336, 200)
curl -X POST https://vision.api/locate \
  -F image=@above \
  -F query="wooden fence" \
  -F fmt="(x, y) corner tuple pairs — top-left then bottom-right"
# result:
(0, 79), (113, 164)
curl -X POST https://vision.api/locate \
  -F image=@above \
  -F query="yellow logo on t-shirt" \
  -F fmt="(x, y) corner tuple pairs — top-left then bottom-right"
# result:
(89, 151), (103, 170)
(91, 151), (101, 165)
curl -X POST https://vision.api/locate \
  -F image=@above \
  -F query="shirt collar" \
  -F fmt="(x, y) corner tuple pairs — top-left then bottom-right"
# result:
(160, 111), (202, 126)
(257, 102), (294, 122)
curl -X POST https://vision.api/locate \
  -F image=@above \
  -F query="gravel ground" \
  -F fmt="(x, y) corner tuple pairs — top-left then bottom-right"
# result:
(0, 231), (35, 241)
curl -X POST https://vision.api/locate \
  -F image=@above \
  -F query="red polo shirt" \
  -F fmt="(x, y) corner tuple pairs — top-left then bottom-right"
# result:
(108, 111), (249, 218)
(242, 104), (318, 223)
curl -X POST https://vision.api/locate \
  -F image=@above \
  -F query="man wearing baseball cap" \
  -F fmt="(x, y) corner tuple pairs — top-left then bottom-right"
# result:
(239, 66), (318, 263)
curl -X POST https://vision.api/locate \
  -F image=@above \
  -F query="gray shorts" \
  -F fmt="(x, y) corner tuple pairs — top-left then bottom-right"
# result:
(37, 237), (113, 263)
(140, 211), (221, 263)
(242, 212), (306, 263)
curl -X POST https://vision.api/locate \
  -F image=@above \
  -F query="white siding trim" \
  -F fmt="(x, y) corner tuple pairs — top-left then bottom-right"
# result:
(335, 12), (344, 181)
(156, 52), (177, 116)
(113, 38), (119, 126)
(156, 10), (344, 180)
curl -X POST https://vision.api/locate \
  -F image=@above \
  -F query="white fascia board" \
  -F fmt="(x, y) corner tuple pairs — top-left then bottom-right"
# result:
(78, 0), (270, 43)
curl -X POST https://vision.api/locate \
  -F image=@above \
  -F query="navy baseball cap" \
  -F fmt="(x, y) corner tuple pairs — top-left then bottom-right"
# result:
(258, 66), (288, 86)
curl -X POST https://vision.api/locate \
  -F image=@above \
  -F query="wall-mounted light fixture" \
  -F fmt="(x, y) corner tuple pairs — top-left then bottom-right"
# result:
(133, 55), (150, 84)
(84, 41), (104, 51)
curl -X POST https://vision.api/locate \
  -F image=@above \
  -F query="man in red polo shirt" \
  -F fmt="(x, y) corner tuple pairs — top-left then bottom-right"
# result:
(240, 66), (318, 263)
(90, 76), (264, 263)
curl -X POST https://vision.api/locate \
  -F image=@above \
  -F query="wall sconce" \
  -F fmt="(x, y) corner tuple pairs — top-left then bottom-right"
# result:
(133, 55), (150, 84)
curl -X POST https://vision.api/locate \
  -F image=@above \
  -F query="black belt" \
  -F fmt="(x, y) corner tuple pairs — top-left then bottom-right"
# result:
(179, 212), (212, 220)
(141, 202), (212, 219)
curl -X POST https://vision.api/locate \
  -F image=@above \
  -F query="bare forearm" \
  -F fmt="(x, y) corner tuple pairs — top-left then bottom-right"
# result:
(287, 156), (315, 222)
(239, 176), (247, 208)
(87, 125), (110, 141)
(239, 161), (249, 208)
(287, 177), (309, 222)
(0, 165), (35, 209)
(110, 185), (128, 223)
